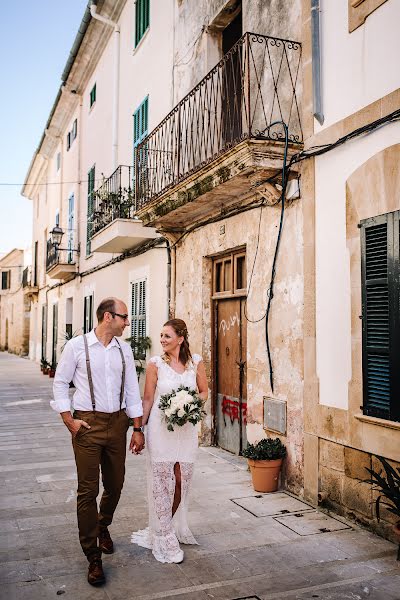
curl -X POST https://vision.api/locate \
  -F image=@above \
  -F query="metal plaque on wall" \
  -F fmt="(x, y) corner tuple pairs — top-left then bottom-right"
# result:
(263, 397), (286, 434)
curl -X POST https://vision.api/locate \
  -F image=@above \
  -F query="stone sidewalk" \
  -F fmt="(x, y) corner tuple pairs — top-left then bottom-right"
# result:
(0, 351), (399, 600)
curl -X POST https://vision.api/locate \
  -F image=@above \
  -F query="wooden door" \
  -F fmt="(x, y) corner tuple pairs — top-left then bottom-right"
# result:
(215, 297), (247, 454)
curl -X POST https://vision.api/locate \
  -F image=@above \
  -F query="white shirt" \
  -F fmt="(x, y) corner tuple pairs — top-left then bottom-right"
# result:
(52, 329), (143, 418)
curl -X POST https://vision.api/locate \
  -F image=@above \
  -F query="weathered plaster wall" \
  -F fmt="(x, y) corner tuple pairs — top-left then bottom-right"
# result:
(173, 0), (302, 107)
(174, 200), (304, 493)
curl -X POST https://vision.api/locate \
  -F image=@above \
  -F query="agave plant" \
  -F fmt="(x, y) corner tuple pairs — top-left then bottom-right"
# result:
(365, 456), (400, 560)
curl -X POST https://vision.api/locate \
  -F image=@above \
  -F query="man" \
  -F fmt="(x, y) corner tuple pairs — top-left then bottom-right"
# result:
(52, 297), (144, 586)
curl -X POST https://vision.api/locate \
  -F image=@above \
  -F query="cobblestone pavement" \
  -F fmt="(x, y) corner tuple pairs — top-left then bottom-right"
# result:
(0, 351), (399, 600)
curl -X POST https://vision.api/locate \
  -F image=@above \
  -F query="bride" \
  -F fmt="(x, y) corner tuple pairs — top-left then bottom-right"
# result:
(131, 318), (208, 563)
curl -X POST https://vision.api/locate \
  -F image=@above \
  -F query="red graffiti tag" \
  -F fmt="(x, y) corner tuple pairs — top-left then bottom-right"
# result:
(221, 396), (247, 425)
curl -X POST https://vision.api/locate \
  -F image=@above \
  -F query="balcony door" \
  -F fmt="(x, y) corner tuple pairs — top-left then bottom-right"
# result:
(221, 10), (243, 147)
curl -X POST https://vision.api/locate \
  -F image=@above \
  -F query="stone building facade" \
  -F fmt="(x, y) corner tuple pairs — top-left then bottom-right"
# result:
(300, 0), (400, 542)
(0, 249), (30, 356)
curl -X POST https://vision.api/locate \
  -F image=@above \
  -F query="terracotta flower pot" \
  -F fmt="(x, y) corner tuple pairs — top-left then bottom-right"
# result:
(48, 369), (55, 378)
(247, 458), (283, 493)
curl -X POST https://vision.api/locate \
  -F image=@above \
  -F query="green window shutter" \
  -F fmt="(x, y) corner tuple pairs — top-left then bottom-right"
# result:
(133, 97), (149, 148)
(86, 166), (95, 255)
(360, 210), (400, 422)
(135, 0), (150, 47)
(90, 84), (96, 108)
(133, 97), (149, 196)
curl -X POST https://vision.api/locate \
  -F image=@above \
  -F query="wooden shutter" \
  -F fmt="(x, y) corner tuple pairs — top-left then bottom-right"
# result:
(131, 279), (147, 358)
(84, 295), (93, 334)
(135, 0), (150, 47)
(41, 305), (47, 361)
(361, 211), (400, 422)
(86, 167), (95, 255)
(133, 97), (149, 197)
(52, 304), (58, 367)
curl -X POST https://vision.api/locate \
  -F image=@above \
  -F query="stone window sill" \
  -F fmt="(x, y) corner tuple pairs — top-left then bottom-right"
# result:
(355, 413), (400, 431)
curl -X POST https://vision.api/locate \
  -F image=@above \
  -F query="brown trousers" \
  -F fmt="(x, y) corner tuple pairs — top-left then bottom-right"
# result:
(72, 409), (130, 561)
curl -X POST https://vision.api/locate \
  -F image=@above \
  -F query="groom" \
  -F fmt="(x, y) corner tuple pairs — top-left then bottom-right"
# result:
(52, 297), (144, 585)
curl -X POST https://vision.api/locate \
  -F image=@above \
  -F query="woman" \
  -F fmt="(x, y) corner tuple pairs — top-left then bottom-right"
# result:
(131, 319), (208, 563)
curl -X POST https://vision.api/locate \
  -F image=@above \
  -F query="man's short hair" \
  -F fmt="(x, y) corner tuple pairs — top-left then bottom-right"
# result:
(96, 297), (117, 323)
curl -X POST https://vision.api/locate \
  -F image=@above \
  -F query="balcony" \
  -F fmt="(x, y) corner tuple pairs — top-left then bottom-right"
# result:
(91, 165), (159, 253)
(22, 266), (39, 298)
(46, 242), (77, 280)
(135, 32), (302, 230)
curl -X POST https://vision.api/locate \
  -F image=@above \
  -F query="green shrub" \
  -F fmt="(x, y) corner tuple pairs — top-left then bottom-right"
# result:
(242, 437), (286, 461)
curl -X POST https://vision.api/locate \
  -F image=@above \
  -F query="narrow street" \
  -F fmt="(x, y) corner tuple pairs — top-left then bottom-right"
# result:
(0, 352), (399, 600)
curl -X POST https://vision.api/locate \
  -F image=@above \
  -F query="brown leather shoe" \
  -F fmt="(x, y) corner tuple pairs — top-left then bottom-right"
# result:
(87, 558), (105, 586)
(98, 526), (114, 554)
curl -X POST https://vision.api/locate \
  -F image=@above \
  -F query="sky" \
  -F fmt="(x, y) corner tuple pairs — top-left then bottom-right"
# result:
(0, 1), (89, 256)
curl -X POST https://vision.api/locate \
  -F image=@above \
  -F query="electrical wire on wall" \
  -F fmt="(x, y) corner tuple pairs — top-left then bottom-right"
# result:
(264, 122), (289, 394)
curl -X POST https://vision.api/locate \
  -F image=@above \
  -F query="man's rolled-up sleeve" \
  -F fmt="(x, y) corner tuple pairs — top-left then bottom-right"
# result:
(124, 348), (143, 418)
(51, 341), (76, 413)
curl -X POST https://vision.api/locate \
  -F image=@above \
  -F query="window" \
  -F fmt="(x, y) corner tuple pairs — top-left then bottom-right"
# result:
(41, 304), (47, 361)
(33, 241), (38, 287)
(67, 194), (75, 263)
(51, 303), (58, 368)
(86, 166), (96, 255)
(133, 96), (148, 189)
(66, 132), (71, 151)
(90, 83), (96, 108)
(72, 119), (78, 141)
(360, 210), (400, 422)
(135, 0), (150, 47)
(56, 152), (61, 172)
(131, 279), (147, 358)
(84, 294), (94, 333)
(1, 270), (10, 290)
(213, 249), (246, 296)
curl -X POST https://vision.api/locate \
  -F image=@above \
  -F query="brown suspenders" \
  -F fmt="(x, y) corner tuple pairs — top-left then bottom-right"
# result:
(83, 334), (126, 412)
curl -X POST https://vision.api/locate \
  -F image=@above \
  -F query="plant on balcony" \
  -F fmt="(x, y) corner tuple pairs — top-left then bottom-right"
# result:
(242, 437), (287, 493)
(365, 456), (400, 560)
(125, 335), (152, 381)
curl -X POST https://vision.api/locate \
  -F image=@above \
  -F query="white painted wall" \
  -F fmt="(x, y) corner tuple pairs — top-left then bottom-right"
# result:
(315, 121), (400, 408)
(317, 0), (400, 130)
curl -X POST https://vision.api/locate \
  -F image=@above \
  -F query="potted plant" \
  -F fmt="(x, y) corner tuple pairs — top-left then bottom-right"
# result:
(365, 456), (400, 561)
(41, 359), (50, 375)
(125, 335), (152, 382)
(48, 361), (57, 378)
(242, 437), (287, 493)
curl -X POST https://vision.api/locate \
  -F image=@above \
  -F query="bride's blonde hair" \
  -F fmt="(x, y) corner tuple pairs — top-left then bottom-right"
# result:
(162, 319), (192, 366)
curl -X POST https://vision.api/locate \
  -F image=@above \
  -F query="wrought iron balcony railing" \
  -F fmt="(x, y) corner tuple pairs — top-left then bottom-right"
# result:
(46, 240), (76, 271)
(92, 165), (135, 236)
(135, 32), (302, 209)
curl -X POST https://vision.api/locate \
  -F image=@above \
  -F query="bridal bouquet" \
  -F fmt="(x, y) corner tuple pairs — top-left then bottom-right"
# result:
(159, 385), (206, 432)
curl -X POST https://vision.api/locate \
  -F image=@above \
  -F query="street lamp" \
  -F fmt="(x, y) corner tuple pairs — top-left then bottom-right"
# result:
(50, 225), (64, 247)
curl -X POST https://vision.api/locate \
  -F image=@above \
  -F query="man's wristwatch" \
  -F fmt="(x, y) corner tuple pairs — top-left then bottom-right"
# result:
(133, 426), (144, 433)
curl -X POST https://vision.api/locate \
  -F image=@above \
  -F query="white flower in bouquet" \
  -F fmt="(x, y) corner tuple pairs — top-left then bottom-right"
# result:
(159, 385), (206, 432)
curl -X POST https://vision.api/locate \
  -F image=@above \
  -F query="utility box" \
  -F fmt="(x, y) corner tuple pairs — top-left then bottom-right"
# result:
(263, 397), (287, 434)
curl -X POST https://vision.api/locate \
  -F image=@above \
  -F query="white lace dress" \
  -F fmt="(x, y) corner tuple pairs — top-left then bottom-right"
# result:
(131, 354), (202, 563)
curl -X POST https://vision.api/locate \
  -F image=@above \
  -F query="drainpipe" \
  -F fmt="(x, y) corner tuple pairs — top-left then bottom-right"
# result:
(90, 3), (120, 169)
(311, 0), (324, 125)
